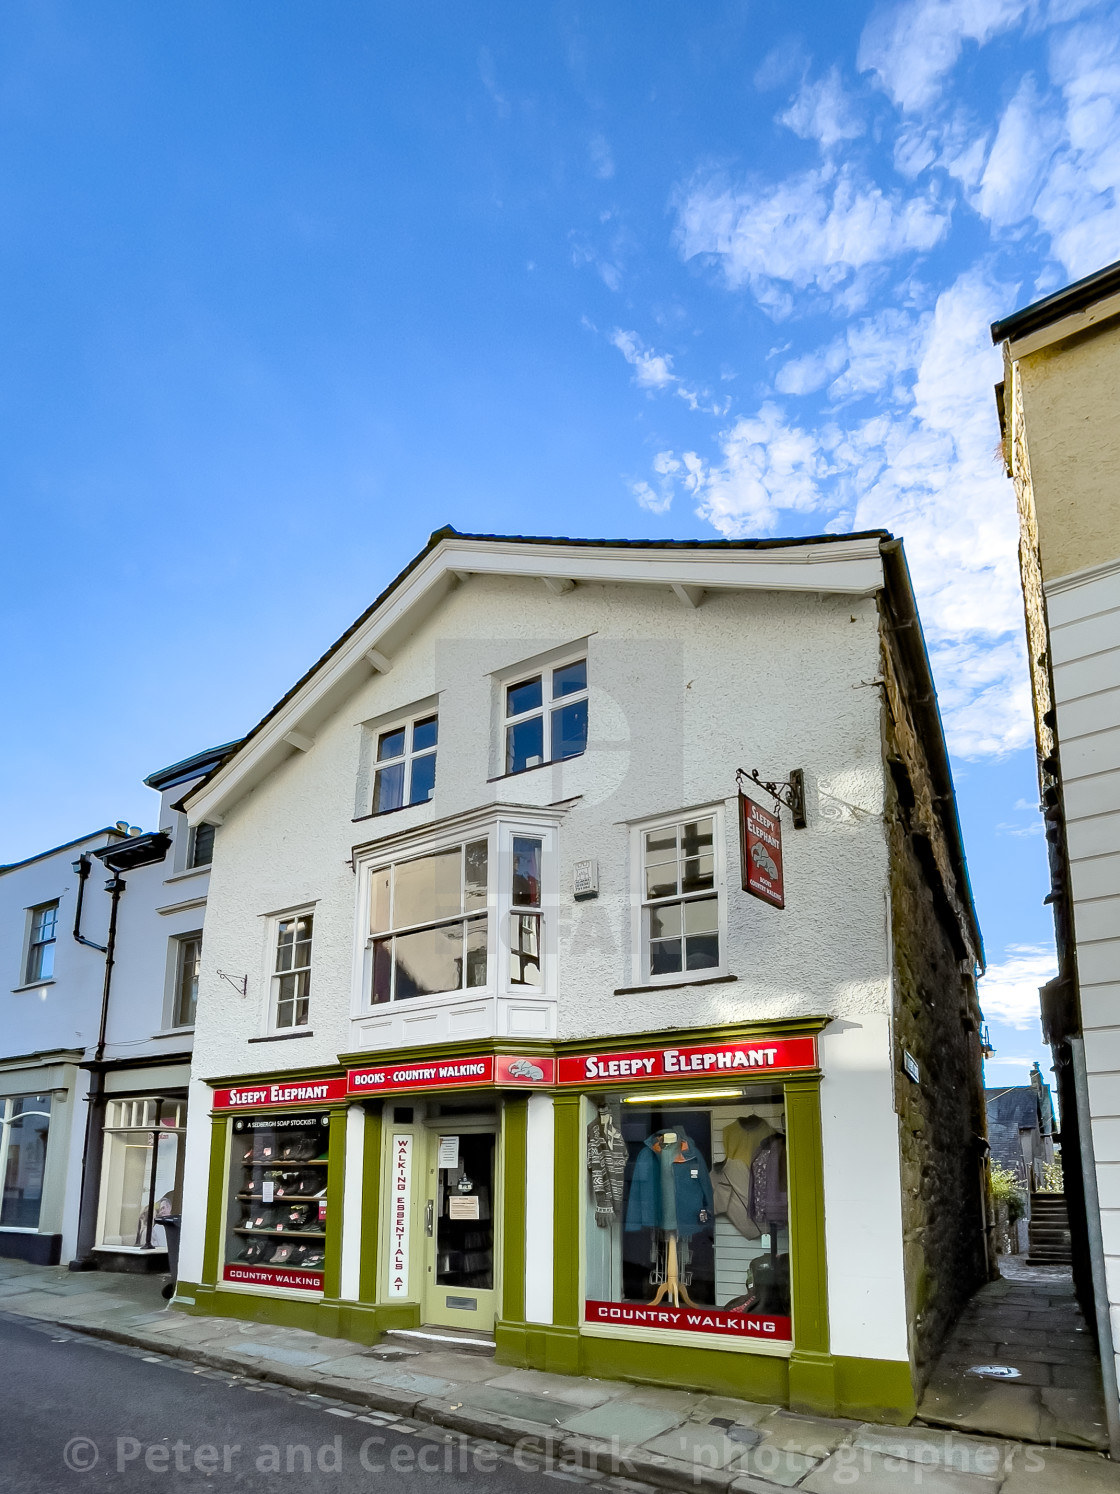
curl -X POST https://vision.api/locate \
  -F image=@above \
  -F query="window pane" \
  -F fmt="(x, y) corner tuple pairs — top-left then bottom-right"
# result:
(0, 1096), (50, 1229)
(506, 715), (544, 774)
(645, 862), (679, 900)
(552, 659), (587, 698)
(465, 918), (488, 987)
(191, 823), (215, 868)
(649, 904), (681, 940)
(393, 849), (463, 929)
(682, 853), (715, 894)
(294, 970), (310, 1027)
(275, 923), (295, 973)
(377, 726), (406, 761)
(371, 939), (392, 1004)
(34, 905), (58, 941)
(412, 715), (438, 752)
(551, 698), (588, 761)
(27, 941), (53, 983)
(464, 840), (488, 911)
(409, 752), (436, 805)
(649, 938), (683, 976)
(373, 761), (405, 814)
(394, 923), (464, 999)
(276, 973), (298, 1025)
(370, 868), (391, 934)
(685, 933), (720, 971)
(511, 913), (542, 986)
(512, 837), (542, 908)
(507, 676), (542, 717)
(175, 936), (201, 1027)
(645, 828), (677, 860)
(684, 897), (718, 934)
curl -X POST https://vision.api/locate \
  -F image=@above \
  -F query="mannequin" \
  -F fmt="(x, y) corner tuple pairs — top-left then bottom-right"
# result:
(625, 1128), (713, 1308)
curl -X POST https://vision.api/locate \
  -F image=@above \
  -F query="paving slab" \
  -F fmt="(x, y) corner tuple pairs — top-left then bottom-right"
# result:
(224, 1338), (340, 1367)
(559, 1401), (688, 1445)
(920, 1380), (1043, 1443)
(405, 1351), (505, 1383)
(748, 1410), (857, 1456)
(803, 1449), (1000, 1492)
(853, 1424), (1013, 1477)
(487, 1367), (619, 1407)
(1000, 1445), (1120, 1492)
(734, 1443), (819, 1487)
(644, 1423), (757, 1470)
(318, 1359), (454, 1395)
(456, 1384), (568, 1425)
(1039, 1387), (1109, 1448)
(689, 1396), (776, 1428)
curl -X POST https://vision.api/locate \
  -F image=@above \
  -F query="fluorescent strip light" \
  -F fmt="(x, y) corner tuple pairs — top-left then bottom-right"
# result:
(622, 1089), (745, 1104)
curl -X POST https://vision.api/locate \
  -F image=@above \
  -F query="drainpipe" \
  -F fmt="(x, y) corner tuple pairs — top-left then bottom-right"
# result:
(1070, 1035), (1120, 1459)
(70, 854), (107, 953)
(69, 871), (126, 1270)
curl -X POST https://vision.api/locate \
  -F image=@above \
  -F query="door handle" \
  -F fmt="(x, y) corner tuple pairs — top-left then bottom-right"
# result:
(425, 1200), (434, 1236)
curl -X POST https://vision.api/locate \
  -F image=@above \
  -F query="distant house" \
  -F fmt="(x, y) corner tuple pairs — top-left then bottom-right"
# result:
(985, 1063), (1056, 1192)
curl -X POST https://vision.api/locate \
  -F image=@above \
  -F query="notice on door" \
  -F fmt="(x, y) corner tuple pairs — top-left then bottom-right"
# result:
(388, 1134), (412, 1299)
(448, 1195), (480, 1221)
(437, 1135), (460, 1170)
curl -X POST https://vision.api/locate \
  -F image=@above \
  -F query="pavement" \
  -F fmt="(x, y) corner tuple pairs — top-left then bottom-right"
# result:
(918, 1259), (1107, 1451)
(0, 1256), (1118, 1491)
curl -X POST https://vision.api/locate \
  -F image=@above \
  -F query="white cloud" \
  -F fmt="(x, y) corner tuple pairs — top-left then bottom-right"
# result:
(610, 329), (676, 390)
(589, 133), (615, 180)
(779, 68), (866, 150)
(858, 0), (1031, 114)
(675, 163), (949, 310)
(978, 944), (1057, 1029)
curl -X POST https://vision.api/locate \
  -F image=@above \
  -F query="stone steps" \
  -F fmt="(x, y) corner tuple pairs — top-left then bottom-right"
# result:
(1027, 1192), (1071, 1265)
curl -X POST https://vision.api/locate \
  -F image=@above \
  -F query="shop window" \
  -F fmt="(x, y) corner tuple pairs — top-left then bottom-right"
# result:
(273, 912), (313, 1029)
(173, 933), (202, 1027)
(584, 1088), (791, 1342)
(372, 712), (438, 814)
(638, 812), (723, 983)
(96, 1098), (186, 1250)
(25, 902), (58, 984)
(370, 840), (489, 1003)
(0, 1094), (51, 1229)
(504, 657), (587, 774)
(224, 1112), (331, 1289)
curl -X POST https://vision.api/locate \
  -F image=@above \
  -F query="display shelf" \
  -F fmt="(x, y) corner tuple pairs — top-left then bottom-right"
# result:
(240, 1157), (329, 1166)
(233, 1227), (327, 1239)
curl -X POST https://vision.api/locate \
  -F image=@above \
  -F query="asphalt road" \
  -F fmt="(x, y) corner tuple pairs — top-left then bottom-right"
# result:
(0, 1313), (576, 1493)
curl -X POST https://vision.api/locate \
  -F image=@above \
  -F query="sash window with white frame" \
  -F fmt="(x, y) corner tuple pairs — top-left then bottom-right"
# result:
(273, 913), (313, 1029)
(25, 903), (58, 984)
(372, 712), (438, 814)
(504, 657), (587, 774)
(636, 809), (725, 984)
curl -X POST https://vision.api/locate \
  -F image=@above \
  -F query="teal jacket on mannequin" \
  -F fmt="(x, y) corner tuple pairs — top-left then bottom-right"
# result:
(624, 1129), (714, 1237)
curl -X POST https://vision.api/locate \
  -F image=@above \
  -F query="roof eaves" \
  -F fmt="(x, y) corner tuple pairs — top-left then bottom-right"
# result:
(0, 827), (125, 876)
(991, 257), (1120, 345)
(144, 740), (243, 791)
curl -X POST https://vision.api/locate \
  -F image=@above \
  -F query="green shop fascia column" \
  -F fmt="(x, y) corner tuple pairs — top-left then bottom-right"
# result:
(785, 1077), (837, 1416)
(501, 1097), (527, 1326)
(357, 1107), (383, 1306)
(201, 1114), (229, 1289)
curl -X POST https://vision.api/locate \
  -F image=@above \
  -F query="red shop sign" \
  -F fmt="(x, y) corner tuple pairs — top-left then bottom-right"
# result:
(557, 1035), (816, 1086)
(212, 1077), (349, 1111)
(347, 1053), (556, 1097)
(739, 793), (785, 909)
(222, 1263), (323, 1292)
(585, 1300), (791, 1342)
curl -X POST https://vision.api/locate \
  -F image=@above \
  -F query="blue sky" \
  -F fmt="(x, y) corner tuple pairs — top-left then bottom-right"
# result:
(5, 0), (1118, 1086)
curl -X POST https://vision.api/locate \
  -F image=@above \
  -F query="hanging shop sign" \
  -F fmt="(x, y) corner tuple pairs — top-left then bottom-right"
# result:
(347, 1054), (556, 1097)
(213, 1077), (349, 1111)
(739, 793), (785, 909)
(557, 1035), (817, 1086)
(585, 1301), (791, 1342)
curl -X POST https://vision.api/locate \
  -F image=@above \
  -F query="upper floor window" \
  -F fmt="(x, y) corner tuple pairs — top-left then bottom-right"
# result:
(273, 913), (313, 1029)
(25, 903), (58, 984)
(370, 841), (488, 1002)
(173, 933), (202, 1027)
(505, 658), (587, 774)
(373, 713), (438, 814)
(638, 812), (723, 984)
(189, 823), (215, 868)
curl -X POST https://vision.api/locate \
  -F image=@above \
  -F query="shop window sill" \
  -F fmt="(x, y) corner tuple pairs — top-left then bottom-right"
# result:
(11, 979), (56, 994)
(613, 973), (738, 995)
(248, 1029), (315, 1044)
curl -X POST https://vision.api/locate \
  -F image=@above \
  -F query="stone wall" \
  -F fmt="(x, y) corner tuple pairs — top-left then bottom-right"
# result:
(880, 613), (991, 1387)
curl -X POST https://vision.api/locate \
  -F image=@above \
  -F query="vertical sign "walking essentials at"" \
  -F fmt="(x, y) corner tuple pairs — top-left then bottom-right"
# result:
(739, 793), (785, 909)
(387, 1134), (412, 1298)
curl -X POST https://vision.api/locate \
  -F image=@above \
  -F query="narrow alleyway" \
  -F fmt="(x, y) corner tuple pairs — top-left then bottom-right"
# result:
(918, 1260), (1107, 1450)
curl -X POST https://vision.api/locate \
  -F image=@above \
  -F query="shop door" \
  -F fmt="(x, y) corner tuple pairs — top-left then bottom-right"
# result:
(422, 1126), (497, 1332)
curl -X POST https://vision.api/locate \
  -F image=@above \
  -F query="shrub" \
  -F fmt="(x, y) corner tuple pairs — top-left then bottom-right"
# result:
(990, 1162), (1027, 1223)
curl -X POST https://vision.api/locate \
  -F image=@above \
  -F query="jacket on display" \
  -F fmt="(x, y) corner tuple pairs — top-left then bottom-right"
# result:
(712, 1117), (775, 1241)
(749, 1133), (788, 1228)
(624, 1128), (713, 1239)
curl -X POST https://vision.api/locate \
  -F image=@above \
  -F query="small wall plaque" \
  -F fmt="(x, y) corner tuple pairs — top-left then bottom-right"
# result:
(573, 859), (599, 899)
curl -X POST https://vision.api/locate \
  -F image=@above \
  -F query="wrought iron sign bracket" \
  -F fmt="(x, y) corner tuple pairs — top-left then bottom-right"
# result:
(737, 768), (807, 829)
(216, 970), (248, 997)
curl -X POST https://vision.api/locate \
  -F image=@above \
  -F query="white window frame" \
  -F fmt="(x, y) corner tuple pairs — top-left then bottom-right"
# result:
(171, 931), (203, 1029)
(630, 804), (728, 988)
(501, 652), (588, 776)
(269, 909), (315, 1032)
(354, 812), (559, 1017)
(369, 708), (439, 816)
(24, 902), (59, 985)
(96, 1098), (187, 1252)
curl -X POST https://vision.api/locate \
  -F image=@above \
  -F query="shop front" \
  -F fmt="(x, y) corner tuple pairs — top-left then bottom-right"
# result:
(183, 1018), (913, 1421)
